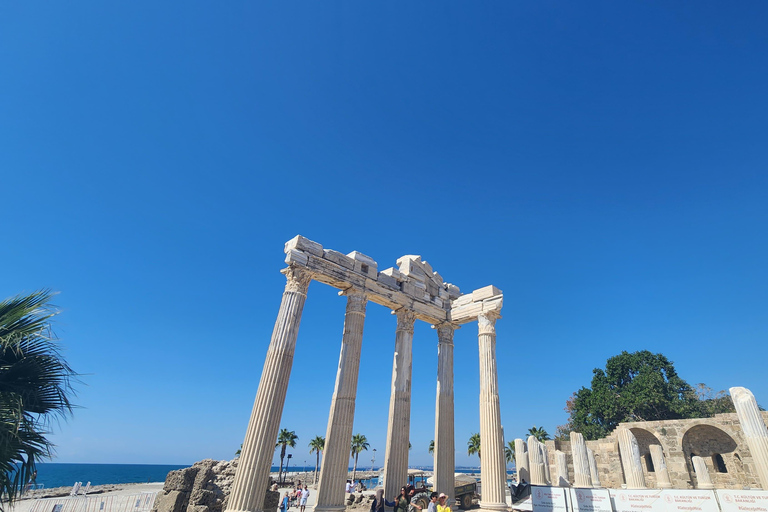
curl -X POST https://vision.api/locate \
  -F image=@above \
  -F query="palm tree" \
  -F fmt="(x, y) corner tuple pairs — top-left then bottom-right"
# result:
(0, 290), (77, 509)
(350, 434), (369, 481)
(528, 426), (550, 442)
(309, 436), (325, 485)
(505, 441), (515, 463)
(467, 433), (481, 459)
(276, 429), (298, 483)
(429, 440), (434, 455)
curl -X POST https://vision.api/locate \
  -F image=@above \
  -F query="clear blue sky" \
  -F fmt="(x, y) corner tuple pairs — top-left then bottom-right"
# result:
(2, 2), (767, 468)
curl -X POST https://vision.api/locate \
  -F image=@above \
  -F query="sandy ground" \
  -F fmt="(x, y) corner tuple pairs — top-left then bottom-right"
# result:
(9, 482), (165, 512)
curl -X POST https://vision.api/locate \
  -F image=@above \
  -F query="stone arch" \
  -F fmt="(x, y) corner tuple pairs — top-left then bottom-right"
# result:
(629, 428), (663, 487)
(681, 423), (740, 488)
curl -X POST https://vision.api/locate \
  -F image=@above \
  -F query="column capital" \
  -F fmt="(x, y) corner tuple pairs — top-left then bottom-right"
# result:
(341, 288), (368, 314)
(433, 322), (459, 344)
(281, 265), (313, 295)
(392, 308), (416, 334)
(477, 310), (501, 335)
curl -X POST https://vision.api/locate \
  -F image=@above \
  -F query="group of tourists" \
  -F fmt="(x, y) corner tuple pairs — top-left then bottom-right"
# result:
(279, 481), (310, 512)
(370, 485), (452, 512)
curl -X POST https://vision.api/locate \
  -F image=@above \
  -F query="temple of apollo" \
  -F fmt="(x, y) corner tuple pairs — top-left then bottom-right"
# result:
(225, 235), (508, 512)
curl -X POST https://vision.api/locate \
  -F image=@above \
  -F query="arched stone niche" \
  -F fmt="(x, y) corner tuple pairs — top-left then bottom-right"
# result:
(681, 424), (741, 489)
(629, 428), (663, 487)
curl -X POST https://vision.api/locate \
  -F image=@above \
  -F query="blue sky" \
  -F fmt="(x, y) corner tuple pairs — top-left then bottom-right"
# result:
(1, 2), (767, 468)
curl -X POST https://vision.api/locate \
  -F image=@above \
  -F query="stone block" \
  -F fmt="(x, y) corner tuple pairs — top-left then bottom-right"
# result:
(398, 257), (427, 281)
(346, 250), (377, 267)
(190, 489), (217, 507)
(381, 267), (404, 281)
(452, 295), (473, 307)
(438, 289), (450, 300)
(396, 254), (421, 267)
(472, 285), (502, 302)
(377, 273), (399, 290)
(285, 235), (324, 257)
(284, 249), (308, 267)
(445, 283), (461, 298)
(410, 279), (427, 290)
(421, 260), (434, 276)
(433, 297), (443, 308)
(431, 271), (444, 285)
(347, 251), (378, 279)
(153, 490), (189, 512)
(323, 249), (354, 270)
(164, 467), (200, 492)
(426, 281), (439, 297)
(401, 282), (423, 298)
(482, 296), (503, 313)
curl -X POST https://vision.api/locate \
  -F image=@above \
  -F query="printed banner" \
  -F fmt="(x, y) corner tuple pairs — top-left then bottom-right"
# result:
(532, 486), (569, 512)
(660, 490), (719, 512)
(716, 490), (768, 512)
(610, 489), (665, 512)
(570, 488), (613, 512)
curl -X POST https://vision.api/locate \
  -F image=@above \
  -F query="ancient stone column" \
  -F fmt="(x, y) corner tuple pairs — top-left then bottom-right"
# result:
(730, 386), (768, 489)
(648, 445), (672, 489)
(617, 428), (646, 489)
(555, 450), (570, 487)
(226, 266), (312, 512)
(477, 311), (507, 511)
(587, 448), (601, 487)
(434, 322), (456, 503)
(570, 432), (592, 488)
(515, 438), (530, 483)
(315, 290), (368, 512)
(528, 436), (547, 485)
(542, 443), (552, 485)
(383, 309), (416, 504)
(692, 456), (715, 489)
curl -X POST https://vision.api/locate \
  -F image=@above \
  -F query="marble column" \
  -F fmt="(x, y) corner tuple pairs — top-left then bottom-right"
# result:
(570, 432), (592, 488)
(617, 428), (646, 489)
(555, 451), (570, 487)
(528, 436), (547, 485)
(383, 309), (416, 504)
(730, 386), (768, 489)
(587, 448), (601, 487)
(477, 312), (507, 511)
(315, 290), (368, 512)
(226, 266), (312, 512)
(542, 443), (552, 485)
(434, 323), (457, 502)
(515, 439), (530, 483)
(648, 445), (672, 489)
(692, 456), (715, 489)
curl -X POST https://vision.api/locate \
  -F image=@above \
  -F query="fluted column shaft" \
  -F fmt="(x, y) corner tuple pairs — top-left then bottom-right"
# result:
(434, 323), (456, 501)
(383, 309), (416, 504)
(528, 437), (547, 485)
(555, 451), (570, 487)
(570, 432), (592, 488)
(692, 456), (715, 489)
(316, 291), (368, 512)
(515, 439), (530, 483)
(587, 448), (601, 487)
(477, 312), (507, 511)
(649, 445), (672, 489)
(227, 266), (312, 512)
(617, 428), (646, 489)
(731, 386), (768, 489)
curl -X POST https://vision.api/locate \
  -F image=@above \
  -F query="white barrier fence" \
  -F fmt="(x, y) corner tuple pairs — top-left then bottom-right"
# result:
(520, 486), (768, 512)
(29, 492), (158, 512)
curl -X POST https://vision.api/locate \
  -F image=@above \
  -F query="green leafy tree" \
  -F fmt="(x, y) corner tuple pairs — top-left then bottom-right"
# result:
(467, 433), (481, 459)
(694, 384), (736, 416)
(527, 426), (550, 442)
(429, 440), (434, 455)
(309, 436), (325, 485)
(350, 433), (369, 481)
(565, 351), (703, 440)
(276, 429), (298, 483)
(0, 290), (77, 510)
(505, 441), (515, 463)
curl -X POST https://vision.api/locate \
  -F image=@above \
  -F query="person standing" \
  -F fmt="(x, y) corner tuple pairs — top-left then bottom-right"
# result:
(436, 494), (451, 512)
(280, 492), (290, 512)
(300, 485), (310, 512)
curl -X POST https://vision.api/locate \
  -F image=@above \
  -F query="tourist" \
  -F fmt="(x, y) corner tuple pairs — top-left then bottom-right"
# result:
(280, 492), (290, 512)
(346, 480), (353, 493)
(372, 488), (387, 512)
(437, 493), (451, 512)
(391, 486), (410, 512)
(410, 492), (438, 512)
(300, 485), (309, 512)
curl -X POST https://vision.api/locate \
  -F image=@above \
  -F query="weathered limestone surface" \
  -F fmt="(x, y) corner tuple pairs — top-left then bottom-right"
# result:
(692, 456), (715, 489)
(515, 439), (530, 483)
(555, 451), (570, 487)
(587, 448), (601, 488)
(731, 387), (768, 490)
(649, 445), (672, 489)
(618, 428), (646, 489)
(382, 309), (416, 504)
(528, 436), (548, 485)
(315, 291), (368, 512)
(570, 432), (592, 488)
(434, 323), (457, 503)
(227, 266), (312, 512)
(542, 443), (552, 485)
(477, 311), (507, 512)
